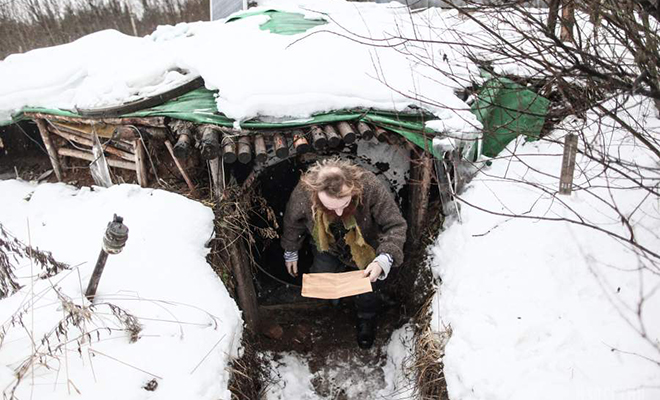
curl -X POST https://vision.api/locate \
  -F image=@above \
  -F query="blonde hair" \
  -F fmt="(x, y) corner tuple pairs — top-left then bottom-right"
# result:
(301, 158), (365, 206)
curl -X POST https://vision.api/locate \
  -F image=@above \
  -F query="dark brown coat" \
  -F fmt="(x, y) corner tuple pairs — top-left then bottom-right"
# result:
(282, 170), (407, 268)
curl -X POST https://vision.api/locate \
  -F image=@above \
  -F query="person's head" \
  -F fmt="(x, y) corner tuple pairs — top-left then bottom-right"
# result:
(301, 158), (365, 217)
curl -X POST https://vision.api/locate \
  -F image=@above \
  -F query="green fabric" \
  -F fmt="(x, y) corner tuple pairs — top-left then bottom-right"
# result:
(471, 77), (550, 158)
(226, 9), (327, 35)
(312, 206), (376, 269)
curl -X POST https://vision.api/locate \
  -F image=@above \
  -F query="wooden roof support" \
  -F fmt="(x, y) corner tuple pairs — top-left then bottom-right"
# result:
(273, 133), (289, 159)
(46, 125), (135, 161)
(292, 129), (310, 154)
(35, 119), (63, 182)
(373, 126), (388, 143)
(357, 122), (374, 141)
(254, 135), (267, 163)
(237, 136), (252, 164)
(323, 125), (341, 148)
(165, 140), (196, 193)
(310, 125), (327, 150)
(170, 120), (195, 159)
(209, 157), (224, 200)
(336, 122), (356, 144)
(24, 112), (166, 128)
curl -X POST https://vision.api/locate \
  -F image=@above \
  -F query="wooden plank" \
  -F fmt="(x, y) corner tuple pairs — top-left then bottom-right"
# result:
(47, 125), (135, 161)
(134, 139), (148, 187)
(559, 134), (578, 195)
(58, 148), (136, 170)
(24, 112), (166, 128)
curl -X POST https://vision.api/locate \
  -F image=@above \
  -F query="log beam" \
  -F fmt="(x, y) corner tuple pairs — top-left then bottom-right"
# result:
(274, 133), (289, 159)
(254, 135), (267, 163)
(310, 125), (327, 150)
(357, 122), (374, 141)
(337, 122), (356, 144)
(58, 148), (136, 170)
(292, 130), (310, 154)
(323, 125), (342, 148)
(237, 136), (252, 164)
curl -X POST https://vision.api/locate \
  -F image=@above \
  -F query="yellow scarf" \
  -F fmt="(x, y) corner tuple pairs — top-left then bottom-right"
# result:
(312, 206), (376, 269)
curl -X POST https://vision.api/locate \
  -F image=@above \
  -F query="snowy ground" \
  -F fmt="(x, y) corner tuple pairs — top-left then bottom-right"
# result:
(0, 181), (242, 399)
(430, 97), (660, 400)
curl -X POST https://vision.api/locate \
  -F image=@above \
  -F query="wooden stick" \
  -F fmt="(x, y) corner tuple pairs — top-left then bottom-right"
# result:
(357, 122), (374, 141)
(222, 136), (237, 164)
(323, 125), (342, 148)
(336, 122), (356, 144)
(237, 136), (252, 164)
(58, 148), (136, 170)
(200, 125), (221, 160)
(35, 119), (63, 181)
(165, 140), (196, 193)
(292, 130), (310, 154)
(134, 139), (148, 187)
(273, 133), (289, 159)
(24, 112), (166, 128)
(310, 126), (327, 150)
(47, 125), (135, 161)
(254, 135), (267, 163)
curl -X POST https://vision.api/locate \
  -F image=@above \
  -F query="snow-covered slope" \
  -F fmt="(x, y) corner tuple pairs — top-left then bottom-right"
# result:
(0, 181), (242, 400)
(430, 96), (660, 400)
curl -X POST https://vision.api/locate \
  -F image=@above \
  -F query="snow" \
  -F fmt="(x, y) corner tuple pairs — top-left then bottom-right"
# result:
(0, 0), (481, 141)
(0, 181), (243, 399)
(263, 325), (416, 400)
(429, 96), (660, 400)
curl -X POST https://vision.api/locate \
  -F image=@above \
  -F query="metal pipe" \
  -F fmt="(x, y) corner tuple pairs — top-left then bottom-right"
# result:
(85, 214), (129, 301)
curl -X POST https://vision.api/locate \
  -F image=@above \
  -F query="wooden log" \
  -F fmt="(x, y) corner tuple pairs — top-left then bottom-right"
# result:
(336, 122), (356, 144)
(323, 125), (342, 148)
(373, 126), (389, 143)
(35, 119), (63, 182)
(222, 136), (237, 164)
(292, 130), (310, 154)
(165, 140), (196, 193)
(170, 120), (194, 159)
(310, 125), (328, 150)
(200, 125), (221, 160)
(237, 136), (252, 164)
(47, 125), (135, 161)
(357, 122), (374, 140)
(273, 133), (289, 159)
(58, 148), (136, 170)
(173, 134), (192, 159)
(209, 157), (224, 200)
(253, 135), (267, 163)
(23, 112), (166, 128)
(134, 139), (148, 187)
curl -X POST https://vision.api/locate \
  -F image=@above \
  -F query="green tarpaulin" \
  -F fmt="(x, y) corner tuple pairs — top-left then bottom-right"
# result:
(227, 9), (327, 35)
(471, 77), (550, 158)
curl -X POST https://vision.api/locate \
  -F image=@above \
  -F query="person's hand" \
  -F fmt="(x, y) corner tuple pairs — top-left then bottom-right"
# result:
(363, 261), (383, 283)
(286, 260), (298, 277)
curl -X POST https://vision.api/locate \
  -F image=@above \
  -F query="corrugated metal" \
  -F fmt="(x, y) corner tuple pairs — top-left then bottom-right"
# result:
(211, 0), (244, 21)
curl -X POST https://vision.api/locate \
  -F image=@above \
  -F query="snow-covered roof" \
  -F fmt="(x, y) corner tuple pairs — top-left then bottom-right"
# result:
(0, 0), (481, 137)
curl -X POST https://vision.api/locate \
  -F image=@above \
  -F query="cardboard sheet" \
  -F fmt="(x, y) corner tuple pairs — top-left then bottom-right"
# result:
(301, 271), (373, 299)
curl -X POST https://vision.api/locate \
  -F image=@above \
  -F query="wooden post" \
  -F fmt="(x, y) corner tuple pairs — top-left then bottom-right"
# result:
(336, 122), (356, 144)
(559, 134), (578, 195)
(227, 230), (259, 332)
(292, 130), (310, 154)
(237, 136), (252, 164)
(408, 150), (433, 240)
(165, 140), (195, 193)
(547, 0), (560, 34)
(323, 125), (342, 148)
(35, 119), (63, 181)
(357, 122), (374, 141)
(310, 125), (327, 150)
(273, 133), (289, 159)
(134, 139), (148, 187)
(254, 135), (267, 163)
(222, 136), (237, 164)
(200, 125), (221, 160)
(209, 157), (224, 200)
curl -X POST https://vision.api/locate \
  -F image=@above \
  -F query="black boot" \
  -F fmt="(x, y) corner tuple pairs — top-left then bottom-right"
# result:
(356, 318), (376, 349)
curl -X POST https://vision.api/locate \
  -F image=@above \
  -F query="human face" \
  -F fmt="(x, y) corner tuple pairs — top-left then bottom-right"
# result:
(318, 190), (352, 217)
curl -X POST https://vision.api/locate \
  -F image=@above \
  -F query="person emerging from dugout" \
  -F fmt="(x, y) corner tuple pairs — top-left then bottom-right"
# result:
(281, 157), (407, 349)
